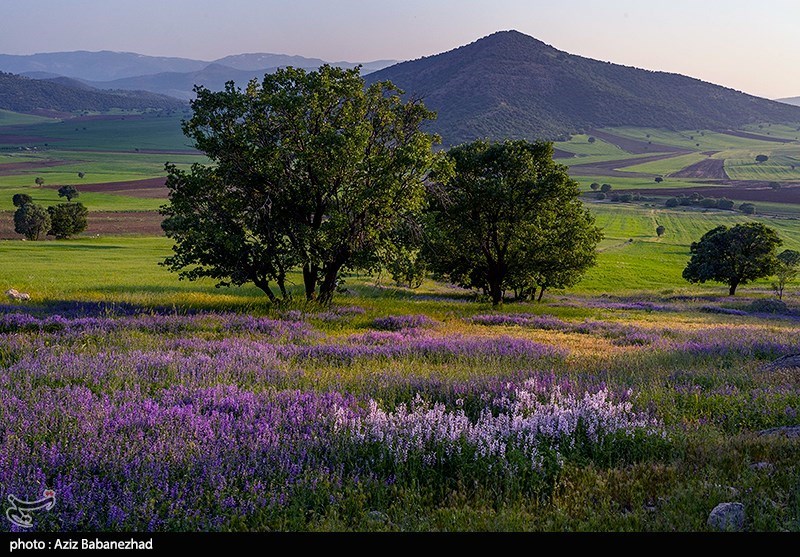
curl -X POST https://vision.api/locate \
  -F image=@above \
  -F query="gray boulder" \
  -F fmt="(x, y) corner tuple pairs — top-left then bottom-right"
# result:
(707, 502), (745, 531)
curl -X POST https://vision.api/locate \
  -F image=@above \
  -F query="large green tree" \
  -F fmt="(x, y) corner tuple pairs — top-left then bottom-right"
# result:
(14, 202), (50, 241)
(48, 202), (88, 239)
(425, 139), (602, 306)
(161, 65), (443, 304)
(683, 223), (782, 295)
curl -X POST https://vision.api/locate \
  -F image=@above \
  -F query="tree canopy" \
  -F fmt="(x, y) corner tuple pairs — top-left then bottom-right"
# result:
(683, 223), (782, 295)
(424, 139), (601, 305)
(161, 65), (443, 304)
(14, 203), (50, 241)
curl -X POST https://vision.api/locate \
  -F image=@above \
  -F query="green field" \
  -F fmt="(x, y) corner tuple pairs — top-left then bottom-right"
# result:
(554, 134), (632, 156)
(606, 127), (795, 151)
(619, 152), (709, 176)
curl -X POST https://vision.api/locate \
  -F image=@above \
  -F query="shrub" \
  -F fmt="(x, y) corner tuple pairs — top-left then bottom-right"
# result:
(739, 203), (756, 215)
(12, 193), (32, 207)
(747, 299), (789, 314)
(717, 198), (735, 210)
(700, 198), (718, 208)
(665, 197), (679, 208)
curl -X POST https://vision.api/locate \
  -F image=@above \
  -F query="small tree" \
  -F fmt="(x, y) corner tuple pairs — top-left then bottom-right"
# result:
(14, 203), (51, 240)
(57, 185), (79, 201)
(48, 202), (88, 239)
(769, 182), (781, 190)
(600, 183), (612, 193)
(34, 177), (44, 188)
(654, 176), (664, 183)
(590, 182), (600, 191)
(587, 136), (596, 144)
(12, 193), (32, 207)
(683, 223), (782, 295)
(700, 198), (718, 208)
(755, 154), (769, 164)
(739, 202), (756, 215)
(656, 225), (665, 237)
(772, 249), (800, 300)
(77, 172), (85, 179)
(665, 197), (679, 208)
(596, 192), (606, 200)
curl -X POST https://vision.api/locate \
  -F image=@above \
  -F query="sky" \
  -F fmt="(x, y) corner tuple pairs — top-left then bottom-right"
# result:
(1, 0), (798, 99)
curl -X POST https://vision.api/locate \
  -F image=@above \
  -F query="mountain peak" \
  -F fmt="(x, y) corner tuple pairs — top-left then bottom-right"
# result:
(367, 32), (800, 145)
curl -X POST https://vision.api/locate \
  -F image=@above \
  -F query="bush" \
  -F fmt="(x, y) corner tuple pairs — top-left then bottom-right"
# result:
(717, 198), (735, 210)
(596, 192), (606, 200)
(590, 182), (600, 191)
(654, 176), (663, 183)
(665, 197), (679, 208)
(656, 225), (665, 237)
(12, 193), (32, 207)
(610, 193), (620, 202)
(739, 203), (756, 215)
(747, 299), (789, 314)
(700, 198), (718, 208)
(678, 196), (693, 206)
(48, 202), (88, 239)
(600, 183), (612, 193)
(619, 193), (633, 202)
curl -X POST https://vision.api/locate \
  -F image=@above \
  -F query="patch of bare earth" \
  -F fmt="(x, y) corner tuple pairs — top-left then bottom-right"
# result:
(670, 158), (729, 179)
(629, 183), (800, 204)
(0, 160), (76, 176)
(45, 177), (168, 199)
(721, 130), (792, 143)
(568, 152), (689, 178)
(0, 211), (164, 240)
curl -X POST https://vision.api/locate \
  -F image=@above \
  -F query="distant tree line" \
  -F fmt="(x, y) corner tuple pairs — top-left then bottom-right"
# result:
(665, 194), (755, 214)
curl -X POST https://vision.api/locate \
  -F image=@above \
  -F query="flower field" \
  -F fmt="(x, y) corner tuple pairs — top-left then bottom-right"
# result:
(1, 296), (800, 531)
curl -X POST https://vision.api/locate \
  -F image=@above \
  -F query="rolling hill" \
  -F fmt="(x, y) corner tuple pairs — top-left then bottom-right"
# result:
(367, 30), (800, 145)
(777, 96), (800, 107)
(0, 50), (397, 99)
(0, 72), (186, 113)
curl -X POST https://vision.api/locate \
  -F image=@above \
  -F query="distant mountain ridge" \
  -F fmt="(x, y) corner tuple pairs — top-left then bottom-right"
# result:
(367, 30), (800, 145)
(0, 50), (397, 99)
(777, 97), (800, 107)
(0, 72), (185, 113)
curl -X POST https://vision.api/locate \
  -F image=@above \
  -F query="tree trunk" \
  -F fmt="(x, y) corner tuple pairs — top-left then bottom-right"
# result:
(537, 287), (546, 302)
(302, 263), (317, 301)
(253, 277), (277, 303)
(318, 265), (342, 305)
(728, 280), (739, 296)
(486, 261), (506, 307)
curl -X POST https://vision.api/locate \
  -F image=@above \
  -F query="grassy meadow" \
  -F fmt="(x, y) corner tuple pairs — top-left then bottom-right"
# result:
(2, 112), (800, 532)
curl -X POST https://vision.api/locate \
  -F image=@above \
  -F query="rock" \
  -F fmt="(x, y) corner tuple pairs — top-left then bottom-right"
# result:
(366, 510), (389, 524)
(749, 462), (774, 472)
(763, 354), (800, 371)
(757, 425), (800, 438)
(707, 502), (745, 531)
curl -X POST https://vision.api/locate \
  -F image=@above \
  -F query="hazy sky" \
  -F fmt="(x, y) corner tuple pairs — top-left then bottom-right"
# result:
(1, 0), (798, 98)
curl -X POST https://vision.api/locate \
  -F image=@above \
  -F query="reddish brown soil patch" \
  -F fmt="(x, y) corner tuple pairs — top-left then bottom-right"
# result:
(0, 135), (63, 144)
(553, 148), (575, 159)
(671, 158), (728, 179)
(587, 129), (692, 155)
(45, 177), (168, 198)
(721, 130), (792, 143)
(0, 211), (164, 239)
(568, 152), (691, 178)
(0, 159), (76, 175)
(630, 183), (800, 204)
